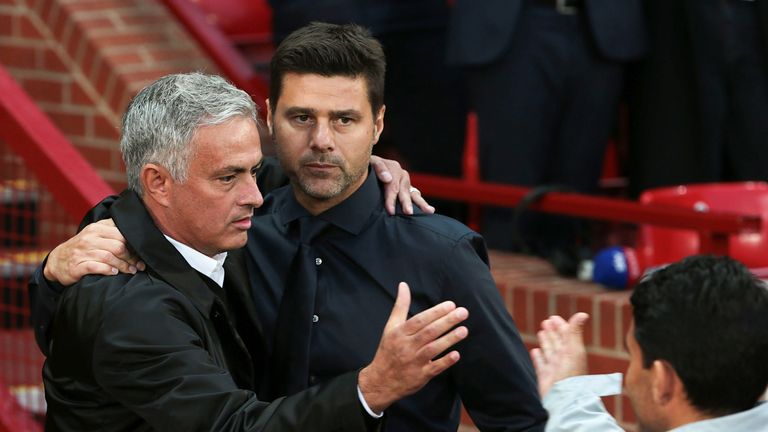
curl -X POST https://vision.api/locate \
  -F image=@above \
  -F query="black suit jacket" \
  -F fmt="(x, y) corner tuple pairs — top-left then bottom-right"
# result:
(41, 190), (374, 431)
(446, 0), (648, 65)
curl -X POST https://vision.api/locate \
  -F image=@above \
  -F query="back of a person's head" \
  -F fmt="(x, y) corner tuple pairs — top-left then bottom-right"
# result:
(631, 255), (768, 416)
(269, 22), (386, 115)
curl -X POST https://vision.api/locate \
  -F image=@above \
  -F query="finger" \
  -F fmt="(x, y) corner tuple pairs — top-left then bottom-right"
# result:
(74, 262), (119, 278)
(411, 193), (435, 214)
(370, 156), (394, 183)
(95, 218), (117, 228)
(569, 312), (590, 335)
(412, 306), (468, 346)
(384, 180), (398, 215)
(424, 350), (461, 378)
(385, 282), (412, 329)
(398, 172), (414, 215)
(401, 300), (457, 335)
(418, 324), (468, 360)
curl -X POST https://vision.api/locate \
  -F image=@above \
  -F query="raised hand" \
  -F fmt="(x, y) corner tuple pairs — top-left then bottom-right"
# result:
(358, 282), (467, 413)
(530, 313), (590, 398)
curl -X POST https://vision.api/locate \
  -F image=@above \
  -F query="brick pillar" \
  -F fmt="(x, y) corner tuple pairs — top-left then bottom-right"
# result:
(0, 0), (219, 190)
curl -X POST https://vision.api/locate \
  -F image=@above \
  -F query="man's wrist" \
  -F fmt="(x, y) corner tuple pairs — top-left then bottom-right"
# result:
(357, 385), (383, 418)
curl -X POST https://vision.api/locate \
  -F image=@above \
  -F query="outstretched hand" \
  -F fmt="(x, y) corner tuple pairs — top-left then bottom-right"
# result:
(530, 312), (590, 398)
(358, 282), (467, 413)
(43, 219), (144, 286)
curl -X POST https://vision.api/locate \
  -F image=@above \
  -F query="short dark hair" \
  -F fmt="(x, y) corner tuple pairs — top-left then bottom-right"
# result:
(631, 255), (768, 416)
(269, 22), (386, 116)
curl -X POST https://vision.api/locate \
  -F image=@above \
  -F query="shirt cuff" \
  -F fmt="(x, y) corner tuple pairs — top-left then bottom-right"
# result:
(357, 385), (384, 418)
(544, 373), (623, 409)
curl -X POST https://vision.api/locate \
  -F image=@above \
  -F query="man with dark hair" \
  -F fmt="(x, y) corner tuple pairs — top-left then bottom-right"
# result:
(37, 22), (547, 431)
(37, 72), (469, 431)
(531, 255), (768, 431)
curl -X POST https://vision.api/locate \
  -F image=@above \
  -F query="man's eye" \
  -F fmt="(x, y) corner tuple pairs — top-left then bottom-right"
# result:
(295, 115), (310, 123)
(219, 175), (236, 183)
(338, 117), (353, 125)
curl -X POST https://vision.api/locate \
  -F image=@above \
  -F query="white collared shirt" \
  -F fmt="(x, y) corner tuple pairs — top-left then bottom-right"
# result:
(164, 235), (227, 287)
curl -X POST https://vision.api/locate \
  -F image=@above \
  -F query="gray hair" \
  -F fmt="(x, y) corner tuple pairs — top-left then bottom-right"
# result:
(121, 72), (258, 194)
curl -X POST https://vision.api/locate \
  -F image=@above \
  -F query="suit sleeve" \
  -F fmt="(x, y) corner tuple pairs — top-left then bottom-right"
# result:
(91, 277), (375, 431)
(27, 195), (120, 356)
(443, 233), (548, 431)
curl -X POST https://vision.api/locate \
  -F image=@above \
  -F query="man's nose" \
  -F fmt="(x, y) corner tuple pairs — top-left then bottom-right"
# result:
(241, 174), (264, 208)
(309, 122), (334, 151)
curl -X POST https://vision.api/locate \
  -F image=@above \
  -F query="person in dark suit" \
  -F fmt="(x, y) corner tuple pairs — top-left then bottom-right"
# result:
(446, 0), (647, 260)
(269, 0), (469, 220)
(628, 0), (768, 195)
(36, 24), (547, 431)
(37, 72), (469, 431)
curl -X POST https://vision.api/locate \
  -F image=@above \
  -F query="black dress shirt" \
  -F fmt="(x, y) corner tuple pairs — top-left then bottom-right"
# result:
(245, 168), (548, 431)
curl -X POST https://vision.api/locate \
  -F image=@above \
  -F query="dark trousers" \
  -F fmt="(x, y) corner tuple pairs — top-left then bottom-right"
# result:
(467, 5), (624, 252)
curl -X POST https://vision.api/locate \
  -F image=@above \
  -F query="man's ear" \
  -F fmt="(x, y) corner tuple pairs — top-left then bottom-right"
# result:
(373, 105), (385, 144)
(650, 359), (678, 406)
(265, 98), (274, 135)
(140, 163), (172, 207)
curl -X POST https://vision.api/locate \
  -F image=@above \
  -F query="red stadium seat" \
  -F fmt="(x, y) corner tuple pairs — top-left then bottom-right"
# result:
(638, 182), (768, 269)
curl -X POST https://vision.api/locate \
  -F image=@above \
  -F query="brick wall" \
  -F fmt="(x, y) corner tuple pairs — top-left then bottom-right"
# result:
(0, 0), (218, 191)
(464, 251), (636, 430)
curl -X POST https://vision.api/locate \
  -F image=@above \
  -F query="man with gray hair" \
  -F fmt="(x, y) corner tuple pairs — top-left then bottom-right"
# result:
(42, 72), (469, 431)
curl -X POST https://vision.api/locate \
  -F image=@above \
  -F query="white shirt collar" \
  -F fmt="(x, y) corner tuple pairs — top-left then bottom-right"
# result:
(163, 235), (227, 288)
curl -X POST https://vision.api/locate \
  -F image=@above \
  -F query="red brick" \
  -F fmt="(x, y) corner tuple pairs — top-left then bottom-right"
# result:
(512, 286), (529, 333)
(104, 50), (144, 69)
(64, 18), (86, 59)
(0, 13), (14, 37)
(532, 288), (551, 330)
(0, 44), (39, 69)
(23, 77), (66, 104)
(554, 292), (574, 318)
(49, 5), (70, 40)
(73, 14), (114, 31)
(47, 110), (88, 136)
(575, 294), (594, 346)
(38, 0), (60, 27)
(68, 81), (94, 105)
(600, 298), (617, 349)
(63, 0), (137, 13)
(18, 15), (44, 39)
(79, 145), (114, 170)
(0, 0), (16, 5)
(92, 115), (118, 140)
(42, 48), (69, 73)
(587, 353), (628, 376)
(92, 32), (167, 50)
(601, 394), (617, 417)
(93, 59), (114, 96)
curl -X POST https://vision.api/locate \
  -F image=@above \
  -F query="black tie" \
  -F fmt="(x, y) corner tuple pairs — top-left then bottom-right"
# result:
(269, 216), (329, 397)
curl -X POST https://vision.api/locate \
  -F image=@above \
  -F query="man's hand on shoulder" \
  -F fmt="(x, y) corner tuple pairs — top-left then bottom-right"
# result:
(370, 155), (435, 216)
(358, 282), (468, 413)
(43, 219), (144, 286)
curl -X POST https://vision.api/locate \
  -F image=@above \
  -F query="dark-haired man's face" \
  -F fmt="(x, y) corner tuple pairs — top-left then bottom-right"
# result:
(267, 72), (385, 214)
(624, 321), (666, 432)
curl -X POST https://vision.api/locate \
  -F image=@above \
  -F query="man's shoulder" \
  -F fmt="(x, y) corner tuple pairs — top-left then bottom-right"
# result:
(391, 210), (481, 245)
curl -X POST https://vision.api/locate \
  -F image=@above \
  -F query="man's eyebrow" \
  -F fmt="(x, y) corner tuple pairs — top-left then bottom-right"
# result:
(212, 165), (248, 176)
(331, 109), (362, 118)
(284, 107), (316, 116)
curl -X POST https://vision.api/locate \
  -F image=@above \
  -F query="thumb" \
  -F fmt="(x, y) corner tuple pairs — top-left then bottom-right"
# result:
(385, 282), (411, 329)
(569, 312), (590, 338)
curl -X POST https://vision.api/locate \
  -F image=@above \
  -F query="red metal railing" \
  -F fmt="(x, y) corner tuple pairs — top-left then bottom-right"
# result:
(0, 65), (115, 431)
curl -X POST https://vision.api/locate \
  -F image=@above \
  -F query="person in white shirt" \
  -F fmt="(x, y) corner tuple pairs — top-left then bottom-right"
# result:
(531, 255), (768, 432)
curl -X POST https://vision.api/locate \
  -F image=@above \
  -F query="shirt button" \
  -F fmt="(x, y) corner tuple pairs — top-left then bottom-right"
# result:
(315, 257), (322, 265)
(309, 375), (318, 385)
(312, 314), (319, 323)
